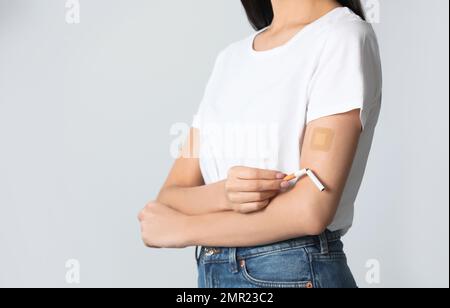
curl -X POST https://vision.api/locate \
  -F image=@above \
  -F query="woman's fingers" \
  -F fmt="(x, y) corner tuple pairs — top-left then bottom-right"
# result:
(228, 166), (286, 180)
(225, 166), (290, 213)
(227, 178), (289, 192)
(235, 200), (270, 214)
(228, 191), (278, 204)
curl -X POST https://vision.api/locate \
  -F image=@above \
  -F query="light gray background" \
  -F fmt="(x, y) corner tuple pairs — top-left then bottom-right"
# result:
(0, 0), (448, 288)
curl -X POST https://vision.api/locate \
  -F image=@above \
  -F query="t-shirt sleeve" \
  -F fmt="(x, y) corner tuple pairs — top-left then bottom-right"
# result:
(192, 51), (225, 129)
(306, 22), (382, 130)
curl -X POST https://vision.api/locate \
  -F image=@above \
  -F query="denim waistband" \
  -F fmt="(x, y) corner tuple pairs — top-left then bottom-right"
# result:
(196, 230), (342, 264)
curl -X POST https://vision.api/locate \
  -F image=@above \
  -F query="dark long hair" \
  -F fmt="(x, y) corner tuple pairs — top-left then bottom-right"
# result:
(241, 0), (365, 30)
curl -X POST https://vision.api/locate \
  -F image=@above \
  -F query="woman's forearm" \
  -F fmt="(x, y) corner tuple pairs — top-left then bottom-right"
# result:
(184, 180), (332, 247)
(184, 206), (309, 248)
(157, 181), (228, 215)
(186, 210), (293, 247)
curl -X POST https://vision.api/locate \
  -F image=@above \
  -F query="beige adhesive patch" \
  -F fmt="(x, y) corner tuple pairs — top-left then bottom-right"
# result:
(310, 127), (335, 152)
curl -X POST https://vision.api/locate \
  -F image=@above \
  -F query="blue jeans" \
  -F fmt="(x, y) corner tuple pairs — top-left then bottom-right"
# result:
(196, 230), (357, 288)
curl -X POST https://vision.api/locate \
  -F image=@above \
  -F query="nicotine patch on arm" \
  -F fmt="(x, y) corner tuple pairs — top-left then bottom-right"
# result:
(310, 127), (335, 152)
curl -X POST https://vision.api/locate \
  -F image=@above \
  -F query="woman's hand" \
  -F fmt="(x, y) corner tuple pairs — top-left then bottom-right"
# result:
(138, 201), (191, 248)
(224, 166), (289, 214)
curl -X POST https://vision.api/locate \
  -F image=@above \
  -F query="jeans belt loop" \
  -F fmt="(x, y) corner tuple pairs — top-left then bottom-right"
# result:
(319, 232), (329, 255)
(229, 248), (239, 274)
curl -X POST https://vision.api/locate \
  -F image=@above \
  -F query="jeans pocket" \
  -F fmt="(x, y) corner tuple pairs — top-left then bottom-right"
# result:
(239, 247), (314, 288)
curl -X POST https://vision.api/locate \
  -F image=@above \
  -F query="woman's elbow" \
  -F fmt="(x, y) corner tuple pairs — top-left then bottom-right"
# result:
(304, 220), (329, 236)
(270, 193), (338, 236)
(156, 185), (173, 203)
(299, 203), (335, 236)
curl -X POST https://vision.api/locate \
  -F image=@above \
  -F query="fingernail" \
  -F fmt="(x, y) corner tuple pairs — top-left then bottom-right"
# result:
(280, 181), (290, 188)
(276, 173), (286, 179)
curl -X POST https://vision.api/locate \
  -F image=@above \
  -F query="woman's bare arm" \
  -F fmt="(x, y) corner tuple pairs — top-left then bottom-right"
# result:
(141, 109), (361, 248)
(156, 128), (229, 215)
(182, 110), (362, 247)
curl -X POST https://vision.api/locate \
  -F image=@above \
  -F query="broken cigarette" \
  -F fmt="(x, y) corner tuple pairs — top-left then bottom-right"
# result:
(283, 168), (325, 192)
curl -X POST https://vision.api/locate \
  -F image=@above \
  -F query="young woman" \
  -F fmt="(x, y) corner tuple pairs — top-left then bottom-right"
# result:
(139, 0), (382, 288)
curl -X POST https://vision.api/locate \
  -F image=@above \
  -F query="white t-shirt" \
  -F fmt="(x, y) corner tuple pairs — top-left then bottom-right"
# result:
(192, 7), (382, 233)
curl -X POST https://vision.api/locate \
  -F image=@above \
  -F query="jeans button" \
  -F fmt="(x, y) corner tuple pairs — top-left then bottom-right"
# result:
(306, 282), (314, 289)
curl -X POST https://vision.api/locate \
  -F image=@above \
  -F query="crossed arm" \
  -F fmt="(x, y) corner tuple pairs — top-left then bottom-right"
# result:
(138, 110), (362, 248)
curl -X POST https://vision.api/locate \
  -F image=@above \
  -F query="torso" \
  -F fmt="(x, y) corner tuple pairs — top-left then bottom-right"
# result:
(193, 7), (382, 233)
